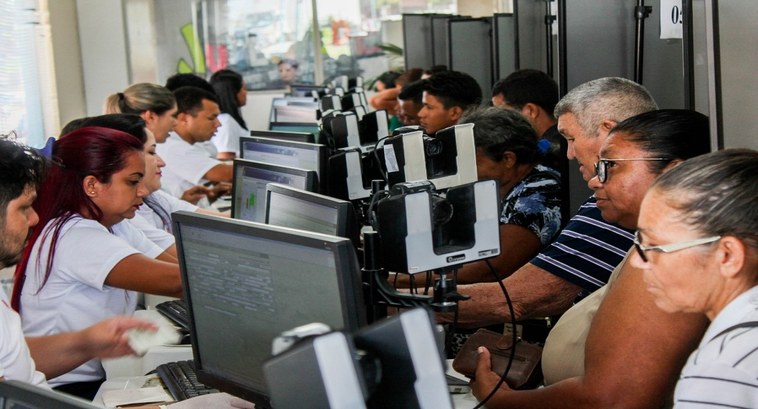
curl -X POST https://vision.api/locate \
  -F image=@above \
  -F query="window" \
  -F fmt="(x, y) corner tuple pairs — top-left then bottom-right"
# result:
(124, 0), (457, 91)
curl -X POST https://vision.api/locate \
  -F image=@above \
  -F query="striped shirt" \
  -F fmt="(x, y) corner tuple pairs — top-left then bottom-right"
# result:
(674, 286), (758, 408)
(531, 196), (634, 291)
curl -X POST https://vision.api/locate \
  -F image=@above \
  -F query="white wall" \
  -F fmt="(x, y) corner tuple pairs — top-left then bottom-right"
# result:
(47, 0), (86, 131)
(75, 0), (130, 116)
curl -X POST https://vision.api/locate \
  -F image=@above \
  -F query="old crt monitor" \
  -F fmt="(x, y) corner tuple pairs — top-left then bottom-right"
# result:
(239, 136), (328, 192)
(172, 211), (366, 408)
(0, 381), (99, 409)
(383, 123), (477, 190)
(249, 129), (314, 143)
(231, 159), (317, 223)
(265, 183), (360, 246)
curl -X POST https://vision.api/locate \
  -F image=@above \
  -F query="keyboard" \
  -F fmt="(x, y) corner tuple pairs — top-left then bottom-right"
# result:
(155, 300), (189, 331)
(156, 360), (218, 401)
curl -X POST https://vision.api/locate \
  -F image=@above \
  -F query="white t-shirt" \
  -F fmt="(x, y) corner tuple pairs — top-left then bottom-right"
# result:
(156, 132), (220, 200)
(0, 292), (48, 388)
(212, 113), (247, 156)
(19, 216), (163, 387)
(135, 190), (198, 233)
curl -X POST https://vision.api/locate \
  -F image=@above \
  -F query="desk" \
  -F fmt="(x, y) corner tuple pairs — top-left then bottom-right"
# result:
(94, 360), (480, 409)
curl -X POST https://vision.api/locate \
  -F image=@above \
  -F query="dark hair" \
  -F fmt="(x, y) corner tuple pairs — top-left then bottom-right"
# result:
(165, 73), (217, 94)
(376, 71), (401, 89)
(0, 139), (47, 225)
(651, 149), (758, 249)
(12, 127), (145, 311)
(422, 70), (482, 109)
(103, 83), (176, 116)
(609, 109), (711, 174)
(63, 114), (148, 141)
(173, 86), (219, 116)
(460, 106), (540, 164)
(210, 69), (247, 129)
(278, 59), (299, 69)
(398, 79), (425, 105)
(396, 68), (424, 88)
(492, 69), (559, 117)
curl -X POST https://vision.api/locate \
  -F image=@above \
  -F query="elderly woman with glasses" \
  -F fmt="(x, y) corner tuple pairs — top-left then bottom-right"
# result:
(631, 149), (758, 409)
(471, 109), (713, 409)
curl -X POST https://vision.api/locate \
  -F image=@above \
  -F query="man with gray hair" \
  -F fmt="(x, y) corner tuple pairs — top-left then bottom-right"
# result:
(452, 77), (657, 327)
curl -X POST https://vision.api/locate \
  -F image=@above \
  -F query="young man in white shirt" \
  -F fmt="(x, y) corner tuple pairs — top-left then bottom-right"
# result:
(157, 86), (232, 208)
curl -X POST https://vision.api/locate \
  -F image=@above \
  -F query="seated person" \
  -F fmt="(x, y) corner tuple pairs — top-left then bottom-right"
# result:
(472, 109), (712, 408)
(634, 149), (758, 408)
(369, 69), (424, 129)
(209, 69), (248, 160)
(13, 128), (183, 398)
(103, 82), (177, 143)
(418, 70), (482, 134)
(396, 79), (424, 127)
(492, 69), (570, 223)
(156, 86), (232, 209)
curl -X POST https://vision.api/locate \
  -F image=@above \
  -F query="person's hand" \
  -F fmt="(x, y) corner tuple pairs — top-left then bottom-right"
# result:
(471, 346), (512, 401)
(167, 392), (255, 408)
(206, 182), (232, 203)
(81, 316), (157, 359)
(181, 185), (211, 204)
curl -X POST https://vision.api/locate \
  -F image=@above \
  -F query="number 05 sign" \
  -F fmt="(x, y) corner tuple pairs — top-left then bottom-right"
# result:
(660, 0), (684, 39)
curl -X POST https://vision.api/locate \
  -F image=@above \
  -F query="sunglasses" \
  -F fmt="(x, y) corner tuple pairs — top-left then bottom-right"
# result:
(593, 158), (671, 183)
(633, 230), (721, 262)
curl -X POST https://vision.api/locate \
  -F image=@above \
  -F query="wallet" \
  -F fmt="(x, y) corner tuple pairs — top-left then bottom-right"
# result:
(452, 328), (543, 389)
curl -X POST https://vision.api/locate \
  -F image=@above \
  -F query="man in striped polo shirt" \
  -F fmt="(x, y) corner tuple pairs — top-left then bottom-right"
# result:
(452, 77), (657, 327)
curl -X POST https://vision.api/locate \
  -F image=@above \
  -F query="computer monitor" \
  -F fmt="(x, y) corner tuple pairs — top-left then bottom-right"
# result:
(288, 84), (327, 98)
(268, 122), (321, 141)
(248, 129), (314, 144)
(231, 159), (318, 223)
(0, 381), (99, 409)
(172, 211), (366, 408)
(265, 183), (360, 247)
(269, 97), (319, 123)
(238, 136), (328, 192)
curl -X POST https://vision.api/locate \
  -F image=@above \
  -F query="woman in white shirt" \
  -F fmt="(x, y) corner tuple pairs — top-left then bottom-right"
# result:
(210, 69), (248, 160)
(633, 149), (758, 409)
(12, 127), (183, 398)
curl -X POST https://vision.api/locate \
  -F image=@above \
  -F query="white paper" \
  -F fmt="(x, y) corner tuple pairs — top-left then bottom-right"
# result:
(660, 0), (683, 39)
(383, 144), (399, 173)
(102, 386), (173, 407)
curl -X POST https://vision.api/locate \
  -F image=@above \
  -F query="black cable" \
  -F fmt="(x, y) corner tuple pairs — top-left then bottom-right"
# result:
(372, 136), (390, 183)
(472, 259), (518, 409)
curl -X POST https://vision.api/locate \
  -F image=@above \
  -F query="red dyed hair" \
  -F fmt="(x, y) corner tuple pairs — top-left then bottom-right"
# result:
(11, 126), (145, 311)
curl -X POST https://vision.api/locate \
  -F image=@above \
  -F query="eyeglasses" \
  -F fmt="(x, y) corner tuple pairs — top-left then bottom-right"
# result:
(633, 231), (721, 263)
(593, 158), (671, 183)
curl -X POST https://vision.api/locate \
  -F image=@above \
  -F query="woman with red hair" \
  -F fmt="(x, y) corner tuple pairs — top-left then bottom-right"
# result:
(13, 126), (183, 399)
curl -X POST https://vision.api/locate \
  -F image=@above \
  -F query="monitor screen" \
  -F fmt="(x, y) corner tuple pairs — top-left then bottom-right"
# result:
(231, 159), (317, 223)
(265, 183), (359, 246)
(172, 212), (366, 408)
(249, 130), (314, 144)
(0, 381), (99, 409)
(268, 122), (321, 139)
(269, 97), (319, 123)
(239, 137), (327, 192)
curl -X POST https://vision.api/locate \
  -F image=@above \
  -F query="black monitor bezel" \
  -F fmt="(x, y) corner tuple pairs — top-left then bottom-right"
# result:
(238, 137), (328, 193)
(0, 381), (98, 409)
(264, 183), (360, 248)
(231, 158), (318, 222)
(171, 211), (366, 408)
(247, 130), (314, 144)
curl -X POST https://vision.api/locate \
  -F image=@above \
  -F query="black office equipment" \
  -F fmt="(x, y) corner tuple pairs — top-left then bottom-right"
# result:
(238, 136), (328, 192)
(265, 183), (360, 247)
(0, 380), (99, 409)
(155, 299), (189, 331)
(155, 360), (219, 401)
(171, 211), (366, 408)
(231, 159), (317, 223)
(249, 129), (314, 144)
